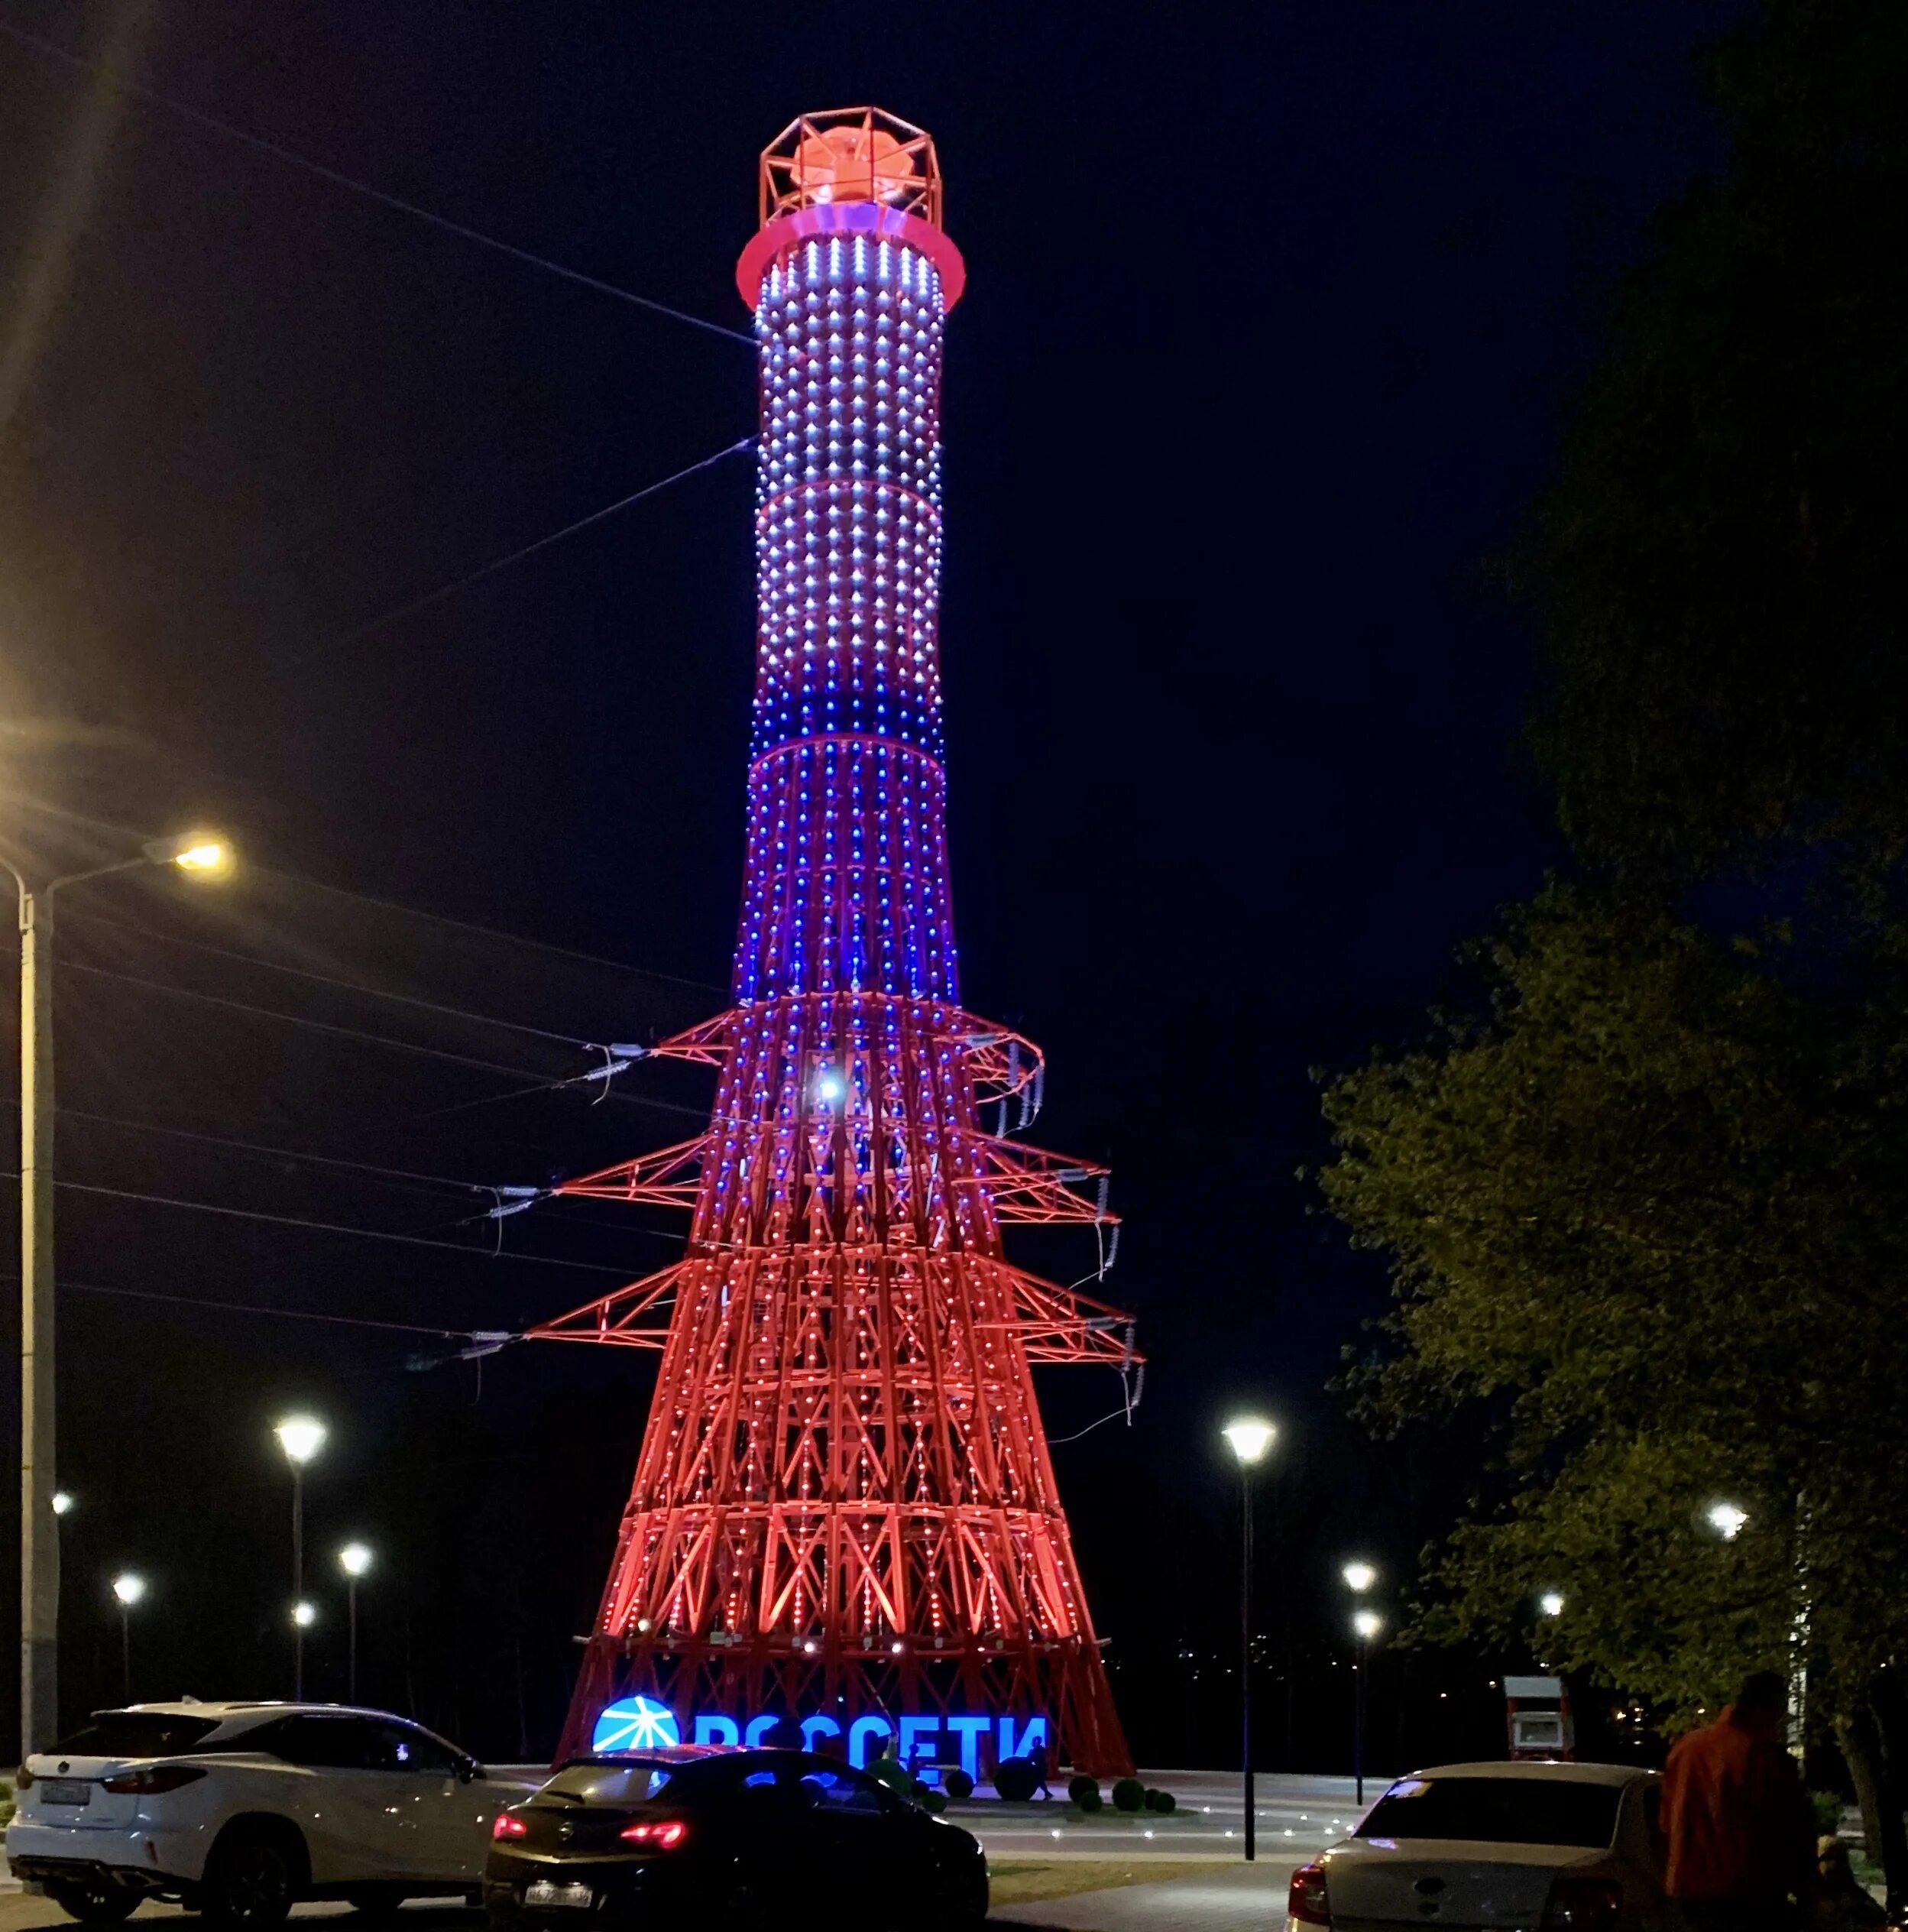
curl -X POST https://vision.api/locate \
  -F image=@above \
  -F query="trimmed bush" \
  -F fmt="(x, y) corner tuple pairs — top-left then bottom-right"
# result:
(1111, 1775), (1146, 1813)
(1150, 1788), (1177, 1814)
(870, 1755), (915, 1802)
(944, 1768), (975, 1801)
(1067, 1774), (1100, 1807)
(1078, 1788), (1104, 1814)
(921, 1788), (949, 1815)
(995, 1756), (1039, 1803)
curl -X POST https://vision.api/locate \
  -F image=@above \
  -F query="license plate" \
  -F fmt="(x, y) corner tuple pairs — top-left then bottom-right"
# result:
(40, 1781), (92, 1807)
(523, 1882), (593, 1910)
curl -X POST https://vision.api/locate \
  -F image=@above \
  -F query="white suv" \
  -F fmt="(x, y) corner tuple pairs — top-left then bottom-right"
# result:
(8, 1701), (532, 1927)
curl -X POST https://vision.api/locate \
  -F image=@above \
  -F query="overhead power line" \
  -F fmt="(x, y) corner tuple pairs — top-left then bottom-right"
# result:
(0, 15), (753, 346)
(5, 1271), (485, 1341)
(61, 904), (620, 1048)
(44, 1173), (651, 1272)
(53, 954), (708, 1119)
(289, 436), (756, 670)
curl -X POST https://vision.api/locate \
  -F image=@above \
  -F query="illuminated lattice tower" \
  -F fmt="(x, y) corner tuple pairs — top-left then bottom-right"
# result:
(537, 109), (1136, 1777)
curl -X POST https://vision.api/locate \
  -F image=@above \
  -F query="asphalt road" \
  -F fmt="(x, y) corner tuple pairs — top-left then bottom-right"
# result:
(0, 1770), (1367, 1931)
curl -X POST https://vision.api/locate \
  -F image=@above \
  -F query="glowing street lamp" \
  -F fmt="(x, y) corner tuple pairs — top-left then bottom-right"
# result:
(2, 828), (235, 1757)
(292, 1601), (317, 1629)
(1539, 1590), (1566, 1618)
(111, 1573), (145, 1698)
(1706, 1502), (1749, 1542)
(1351, 1606), (1384, 1803)
(275, 1416), (326, 1698)
(1223, 1415), (1279, 1863)
(338, 1544), (373, 1700)
(1342, 1560), (1378, 1594)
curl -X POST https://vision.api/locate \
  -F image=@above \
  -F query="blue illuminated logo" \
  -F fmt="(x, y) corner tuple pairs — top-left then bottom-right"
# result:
(591, 1695), (682, 1751)
(596, 1703), (1047, 1783)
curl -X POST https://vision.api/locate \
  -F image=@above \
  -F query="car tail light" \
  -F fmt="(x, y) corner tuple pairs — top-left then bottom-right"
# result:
(492, 1812), (529, 1840)
(1288, 1859), (1330, 1926)
(102, 1766), (207, 1795)
(1541, 1879), (1624, 1931)
(14, 1765), (33, 1792)
(619, 1820), (688, 1849)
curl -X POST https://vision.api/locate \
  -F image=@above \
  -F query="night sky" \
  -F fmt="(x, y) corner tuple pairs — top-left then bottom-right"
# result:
(0, 0), (1747, 1768)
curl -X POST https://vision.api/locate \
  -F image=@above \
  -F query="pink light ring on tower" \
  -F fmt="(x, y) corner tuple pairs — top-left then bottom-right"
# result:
(737, 201), (967, 314)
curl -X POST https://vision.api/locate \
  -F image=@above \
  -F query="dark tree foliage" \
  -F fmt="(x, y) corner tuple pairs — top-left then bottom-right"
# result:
(1527, 0), (1908, 886)
(1321, 0), (1908, 1900)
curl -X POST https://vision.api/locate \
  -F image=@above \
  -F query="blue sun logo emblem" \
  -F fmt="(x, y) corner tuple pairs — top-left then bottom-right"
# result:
(591, 1696), (681, 1752)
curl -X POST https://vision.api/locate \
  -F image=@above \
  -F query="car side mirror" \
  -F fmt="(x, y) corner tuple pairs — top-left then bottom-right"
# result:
(457, 1756), (484, 1783)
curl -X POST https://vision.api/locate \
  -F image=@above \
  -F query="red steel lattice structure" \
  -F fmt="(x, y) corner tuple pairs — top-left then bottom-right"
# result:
(537, 108), (1136, 1775)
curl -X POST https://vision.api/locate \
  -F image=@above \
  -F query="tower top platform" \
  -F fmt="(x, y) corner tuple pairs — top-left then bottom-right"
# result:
(758, 107), (943, 229)
(737, 106), (966, 313)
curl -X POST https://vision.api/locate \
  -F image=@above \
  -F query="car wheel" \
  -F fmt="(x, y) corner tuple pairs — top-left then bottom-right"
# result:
(933, 1865), (988, 1928)
(721, 1877), (779, 1932)
(44, 1880), (140, 1925)
(201, 1828), (300, 1930)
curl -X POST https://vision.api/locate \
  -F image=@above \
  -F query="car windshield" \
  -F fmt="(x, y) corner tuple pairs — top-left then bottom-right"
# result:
(50, 1713), (224, 1759)
(1357, 1777), (1623, 1849)
(543, 1761), (676, 1805)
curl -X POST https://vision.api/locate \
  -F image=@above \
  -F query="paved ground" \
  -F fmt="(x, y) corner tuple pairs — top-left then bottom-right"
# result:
(1, 1769), (1369, 1930)
(990, 1861), (1291, 1930)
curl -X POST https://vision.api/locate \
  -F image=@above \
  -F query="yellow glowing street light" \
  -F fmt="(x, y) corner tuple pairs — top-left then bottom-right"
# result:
(144, 832), (235, 880)
(4, 825), (239, 1755)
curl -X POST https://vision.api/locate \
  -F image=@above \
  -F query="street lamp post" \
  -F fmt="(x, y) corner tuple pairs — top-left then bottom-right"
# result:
(3, 834), (233, 1757)
(274, 1417), (326, 1697)
(1343, 1562), (1379, 1803)
(112, 1573), (145, 1700)
(1352, 1606), (1383, 1803)
(338, 1544), (372, 1702)
(1222, 1417), (1278, 1864)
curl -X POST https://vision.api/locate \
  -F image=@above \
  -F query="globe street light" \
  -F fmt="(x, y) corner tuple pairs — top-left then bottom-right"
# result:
(3, 830), (235, 1756)
(1539, 1590), (1566, 1618)
(112, 1573), (145, 1700)
(275, 1416), (326, 1697)
(50, 1492), (73, 1518)
(1351, 1606), (1384, 1803)
(1222, 1415), (1278, 1863)
(1706, 1502), (1749, 1541)
(338, 1543), (373, 1701)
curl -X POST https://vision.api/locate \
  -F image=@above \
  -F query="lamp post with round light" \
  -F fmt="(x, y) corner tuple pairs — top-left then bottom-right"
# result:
(1342, 1561), (1379, 1801)
(338, 1544), (372, 1701)
(111, 1573), (145, 1700)
(2, 831), (234, 1757)
(1352, 1606), (1384, 1803)
(1221, 1416), (1278, 1862)
(274, 1417), (326, 1697)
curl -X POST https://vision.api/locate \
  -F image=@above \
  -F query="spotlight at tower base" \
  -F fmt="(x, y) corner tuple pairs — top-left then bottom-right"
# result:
(533, 106), (1137, 1779)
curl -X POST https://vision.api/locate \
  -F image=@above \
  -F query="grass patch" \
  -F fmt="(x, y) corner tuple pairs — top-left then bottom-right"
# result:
(987, 1861), (1232, 1904)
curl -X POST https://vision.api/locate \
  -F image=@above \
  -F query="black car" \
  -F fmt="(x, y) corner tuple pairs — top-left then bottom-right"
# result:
(484, 1748), (988, 1930)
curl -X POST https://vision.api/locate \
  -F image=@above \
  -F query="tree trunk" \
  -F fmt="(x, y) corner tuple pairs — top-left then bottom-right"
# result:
(1835, 1698), (1908, 1911)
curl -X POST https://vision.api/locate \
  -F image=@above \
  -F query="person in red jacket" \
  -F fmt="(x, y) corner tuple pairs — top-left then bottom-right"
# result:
(1663, 1671), (1818, 1931)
